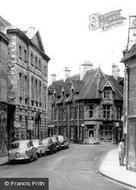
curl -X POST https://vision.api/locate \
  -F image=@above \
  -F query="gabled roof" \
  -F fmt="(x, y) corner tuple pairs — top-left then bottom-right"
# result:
(99, 76), (123, 100)
(25, 27), (45, 52)
(31, 31), (45, 52)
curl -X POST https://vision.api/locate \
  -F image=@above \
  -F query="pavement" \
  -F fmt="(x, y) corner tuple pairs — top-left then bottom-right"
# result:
(99, 148), (136, 189)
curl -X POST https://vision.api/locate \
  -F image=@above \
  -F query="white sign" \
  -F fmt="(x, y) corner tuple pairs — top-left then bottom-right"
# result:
(28, 120), (34, 130)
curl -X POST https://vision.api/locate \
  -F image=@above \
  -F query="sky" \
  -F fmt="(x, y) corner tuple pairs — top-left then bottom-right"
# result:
(0, 0), (135, 83)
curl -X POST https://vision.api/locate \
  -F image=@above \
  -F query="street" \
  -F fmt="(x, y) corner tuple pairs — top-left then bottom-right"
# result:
(0, 143), (130, 190)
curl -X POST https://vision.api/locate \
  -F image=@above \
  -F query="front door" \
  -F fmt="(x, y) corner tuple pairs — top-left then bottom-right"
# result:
(88, 129), (94, 138)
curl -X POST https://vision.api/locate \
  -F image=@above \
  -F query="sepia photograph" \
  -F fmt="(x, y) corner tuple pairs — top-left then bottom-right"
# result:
(0, 0), (136, 190)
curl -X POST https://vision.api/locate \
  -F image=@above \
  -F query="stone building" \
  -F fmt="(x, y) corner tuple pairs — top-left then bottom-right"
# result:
(0, 16), (50, 145)
(48, 63), (123, 144)
(0, 32), (10, 156)
(121, 16), (136, 172)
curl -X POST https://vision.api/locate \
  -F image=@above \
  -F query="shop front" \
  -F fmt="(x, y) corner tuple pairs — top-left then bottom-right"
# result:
(99, 123), (113, 142)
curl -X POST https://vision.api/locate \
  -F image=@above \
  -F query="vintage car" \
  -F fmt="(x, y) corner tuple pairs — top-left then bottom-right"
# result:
(57, 135), (69, 149)
(50, 136), (61, 151)
(42, 137), (57, 154)
(8, 140), (37, 163)
(32, 139), (46, 157)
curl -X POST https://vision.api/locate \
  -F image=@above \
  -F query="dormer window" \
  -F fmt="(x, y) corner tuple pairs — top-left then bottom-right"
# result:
(103, 90), (112, 99)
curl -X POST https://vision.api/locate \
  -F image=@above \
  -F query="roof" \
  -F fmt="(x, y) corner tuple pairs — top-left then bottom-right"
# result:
(48, 68), (123, 101)
(121, 44), (136, 62)
(48, 74), (83, 97)
(78, 69), (100, 99)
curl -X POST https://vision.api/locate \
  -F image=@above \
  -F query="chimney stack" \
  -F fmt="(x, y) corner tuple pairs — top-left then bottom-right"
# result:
(112, 64), (120, 80)
(64, 67), (70, 81)
(80, 61), (93, 80)
(51, 73), (56, 84)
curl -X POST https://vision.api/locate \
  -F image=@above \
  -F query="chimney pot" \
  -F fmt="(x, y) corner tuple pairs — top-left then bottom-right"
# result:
(80, 61), (93, 80)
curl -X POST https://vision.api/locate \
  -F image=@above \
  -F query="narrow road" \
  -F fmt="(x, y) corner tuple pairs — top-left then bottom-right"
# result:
(0, 143), (131, 190)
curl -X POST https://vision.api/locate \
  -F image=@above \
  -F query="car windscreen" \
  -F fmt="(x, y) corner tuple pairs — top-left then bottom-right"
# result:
(11, 142), (20, 149)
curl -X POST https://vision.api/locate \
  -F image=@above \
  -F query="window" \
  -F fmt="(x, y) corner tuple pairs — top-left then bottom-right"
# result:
(44, 66), (47, 76)
(63, 106), (66, 120)
(19, 45), (22, 59)
(103, 105), (111, 119)
(70, 105), (74, 119)
(19, 116), (22, 126)
(25, 116), (28, 128)
(39, 81), (41, 102)
(31, 77), (34, 99)
(103, 90), (111, 99)
(35, 80), (38, 99)
(25, 75), (27, 97)
(39, 59), (42, 71)
(75, 105), (78, 119)
(117, 106), (122, 120)
(44, 86), (47, 109)
(31, 53), (34, 65)
(24, 49), (27, 62)
(79, 104), (84, 119)
(89, 105), (94, 118)
(54, 107), (57, 120)
(35, 56), (38, 69)
(19, 72), (22, 97)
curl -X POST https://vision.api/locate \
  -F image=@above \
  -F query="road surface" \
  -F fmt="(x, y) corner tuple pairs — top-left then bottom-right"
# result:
(0, 143), (131, 190)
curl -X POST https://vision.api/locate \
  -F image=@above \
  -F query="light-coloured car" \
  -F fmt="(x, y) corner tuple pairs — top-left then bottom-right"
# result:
(8, 140), (37, 163)
(32, 139), (46, 157)
(57, 135), (69, 149)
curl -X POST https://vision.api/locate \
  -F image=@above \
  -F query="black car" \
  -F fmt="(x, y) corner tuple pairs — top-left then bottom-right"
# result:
(42, 138), (57, 154)
(50, 136), (61, 151)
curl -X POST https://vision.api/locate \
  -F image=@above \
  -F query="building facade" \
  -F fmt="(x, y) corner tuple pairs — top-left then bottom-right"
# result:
(48, 64), (123, 144)
(121, 16), (136, 172)
(0, 17), (50, 149)
(0, 32), (10, 156)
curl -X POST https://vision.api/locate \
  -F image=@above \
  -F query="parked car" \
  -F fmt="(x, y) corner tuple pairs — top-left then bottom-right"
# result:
(57, 135), (69, 149)
(50, 136), (61, 151)
(63, 136), (69, 149)
(42, 138), (57, 154)
(8, 140), (37, 163)
(32, 139), (46, 157)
